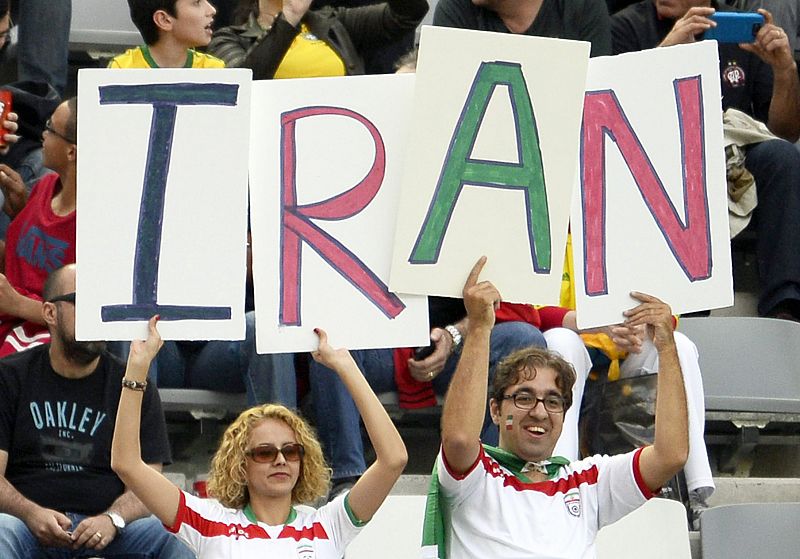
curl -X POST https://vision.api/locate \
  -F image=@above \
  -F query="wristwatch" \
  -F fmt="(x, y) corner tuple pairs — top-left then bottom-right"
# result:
(105, 511), (126, 535)
(444, 324), (463, 352)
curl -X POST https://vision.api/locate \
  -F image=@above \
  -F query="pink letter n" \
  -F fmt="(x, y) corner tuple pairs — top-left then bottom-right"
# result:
(581, 76), (712, 296)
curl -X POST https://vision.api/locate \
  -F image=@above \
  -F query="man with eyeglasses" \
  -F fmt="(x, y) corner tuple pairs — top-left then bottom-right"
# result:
(422, 257), (689, 558)
(0, 263), (193, 557)
(0, 97), (77, 357)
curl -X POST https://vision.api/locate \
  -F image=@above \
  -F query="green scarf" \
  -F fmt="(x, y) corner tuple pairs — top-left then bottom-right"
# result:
(420, 444), (569, 558)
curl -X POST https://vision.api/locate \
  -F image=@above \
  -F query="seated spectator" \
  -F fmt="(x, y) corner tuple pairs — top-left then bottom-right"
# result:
(207, 0), (428, 78)
(111, 320), (407, 557)
(0, 96), (75, 356)
(0, 81), (61, 239)
(422, 257), (689, 558)
(303, 0), (419, 74)
(110, 0), (224, 69)
(0, 264), (193, 558)
(433, 0), (612, 57)
(612, 3), (800, 321)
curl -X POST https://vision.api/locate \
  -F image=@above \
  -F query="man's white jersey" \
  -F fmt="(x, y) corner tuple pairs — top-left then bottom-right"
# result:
(438, 446), (655, 558)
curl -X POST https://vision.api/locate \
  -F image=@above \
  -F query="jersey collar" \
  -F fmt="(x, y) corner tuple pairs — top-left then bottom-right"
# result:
(243, 503), (297, 525)
(483, 444), (570, 481)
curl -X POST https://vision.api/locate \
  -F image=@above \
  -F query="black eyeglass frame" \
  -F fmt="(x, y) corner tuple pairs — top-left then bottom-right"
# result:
(47, 291), (76, 304)
(501, 392), (566, 414)
(44, 117), (76, 144)
(245, 442), (305, 464)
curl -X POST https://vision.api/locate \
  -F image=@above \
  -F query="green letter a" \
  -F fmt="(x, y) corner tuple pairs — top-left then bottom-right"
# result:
(409, 61), (551, 272)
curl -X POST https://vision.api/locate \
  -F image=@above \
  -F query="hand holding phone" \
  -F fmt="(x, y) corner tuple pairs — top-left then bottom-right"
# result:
(413, 342), (436, 361)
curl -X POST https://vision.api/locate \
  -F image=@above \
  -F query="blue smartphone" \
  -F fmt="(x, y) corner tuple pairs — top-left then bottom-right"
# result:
(704, 12), (765, 43)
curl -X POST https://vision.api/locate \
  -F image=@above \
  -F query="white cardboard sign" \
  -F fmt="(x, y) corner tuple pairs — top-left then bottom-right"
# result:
(76, 68), (251, 341)
(389, 26), (590, 305)
(249, 74), (429, 353)
(572, 42), (733, 328)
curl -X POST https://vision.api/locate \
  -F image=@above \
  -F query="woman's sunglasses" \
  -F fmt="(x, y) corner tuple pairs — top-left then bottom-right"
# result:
(245, 443), (305, 463)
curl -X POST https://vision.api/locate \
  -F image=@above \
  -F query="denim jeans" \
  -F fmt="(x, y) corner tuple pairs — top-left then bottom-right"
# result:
(155, 311), (297, 408)
(0, 512), (193, 558)
(310, 321), (546, 480)
(110, 311), (297, 408)
(17, 0), (71, 95)
(744, 139), (800, 317)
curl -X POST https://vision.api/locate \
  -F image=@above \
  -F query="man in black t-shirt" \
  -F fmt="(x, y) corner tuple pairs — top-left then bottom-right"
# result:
(0, 264), (192, 557)
(613, 1), (800, 322)
(433, 0), (613, 56)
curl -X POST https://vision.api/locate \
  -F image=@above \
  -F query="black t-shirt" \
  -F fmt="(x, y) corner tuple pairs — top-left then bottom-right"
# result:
(611, 0), (773, 122)
(433, 0), (613, 57)
(0, 346), (171, 515)
(428, 296), (466, 329)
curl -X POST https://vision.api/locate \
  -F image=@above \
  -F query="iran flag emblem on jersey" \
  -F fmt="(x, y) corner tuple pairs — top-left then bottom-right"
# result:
(564, 490), (581, 517)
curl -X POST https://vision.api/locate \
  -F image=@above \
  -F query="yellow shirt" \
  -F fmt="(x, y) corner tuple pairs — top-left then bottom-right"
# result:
(562, 232), (628, 379)
(273, 24), (346, 79)
(108, 46), (225, 69)
(561, 233), (576, 310)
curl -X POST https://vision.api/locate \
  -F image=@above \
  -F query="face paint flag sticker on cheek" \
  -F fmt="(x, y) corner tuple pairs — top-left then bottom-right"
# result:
(506, 415), (514, 431)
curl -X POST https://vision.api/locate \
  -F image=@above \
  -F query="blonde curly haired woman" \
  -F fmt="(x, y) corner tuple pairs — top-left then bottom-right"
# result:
(111, 317), (407, 557)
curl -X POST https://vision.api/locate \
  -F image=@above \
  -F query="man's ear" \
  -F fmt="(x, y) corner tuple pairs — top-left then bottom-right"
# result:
(489, 398), (501, 426)
(67, 143), (76, 163)
(153, 9), (174, 32)
(42, 301), (57, 328)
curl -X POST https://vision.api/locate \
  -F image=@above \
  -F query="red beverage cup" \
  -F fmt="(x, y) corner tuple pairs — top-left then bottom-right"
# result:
(193, 479), (208, 498)
(0, 90), (11, 147)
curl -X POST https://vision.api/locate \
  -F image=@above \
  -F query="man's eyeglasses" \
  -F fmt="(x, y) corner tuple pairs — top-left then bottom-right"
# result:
(47, 292), (76, 304)
(44, 118), (76, 144)
(246, 443), (305, 463)
(502, 392), (566, 414)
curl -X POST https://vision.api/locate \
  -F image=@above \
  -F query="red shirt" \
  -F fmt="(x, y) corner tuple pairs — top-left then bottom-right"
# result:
(0, 173), (76, 355)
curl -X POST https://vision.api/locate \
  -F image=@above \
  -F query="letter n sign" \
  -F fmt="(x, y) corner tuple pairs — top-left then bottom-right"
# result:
(581, 76), (711, 297)
(97, 83), (239, 322)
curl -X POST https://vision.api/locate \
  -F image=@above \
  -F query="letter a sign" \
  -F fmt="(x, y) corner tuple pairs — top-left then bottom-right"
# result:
(390, 27), (590, 305)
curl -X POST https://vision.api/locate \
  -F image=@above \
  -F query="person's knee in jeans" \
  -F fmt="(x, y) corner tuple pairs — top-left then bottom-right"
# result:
(0, 513), (37, 558)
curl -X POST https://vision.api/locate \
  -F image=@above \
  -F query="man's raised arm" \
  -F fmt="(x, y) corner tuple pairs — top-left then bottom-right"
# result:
(625, 292), (689, 491)
(440, 257), (501, 473)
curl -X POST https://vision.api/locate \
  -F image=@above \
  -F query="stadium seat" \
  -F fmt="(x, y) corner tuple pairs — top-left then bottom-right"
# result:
(679, 317), (800, 472)
(596, 498), (691, 558)
(700, 502), (800, 558)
